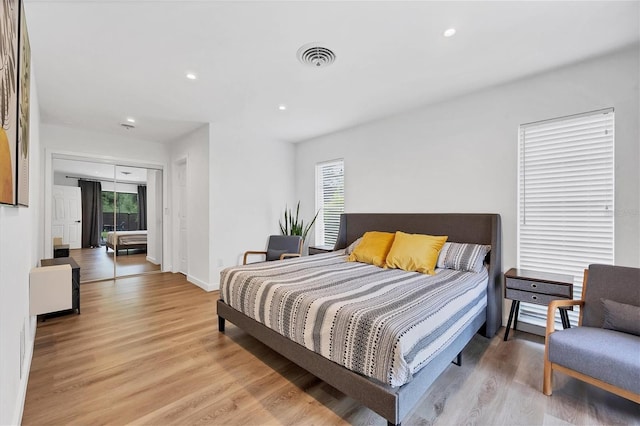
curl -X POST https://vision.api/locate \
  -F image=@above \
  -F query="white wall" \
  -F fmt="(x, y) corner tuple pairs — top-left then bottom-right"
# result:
(209, 125), (296, 289)
(296, 46), (640, 274)
(170, 125), (210, 289)
(53, 172), (77, 187)
(0, 66), (42, 425)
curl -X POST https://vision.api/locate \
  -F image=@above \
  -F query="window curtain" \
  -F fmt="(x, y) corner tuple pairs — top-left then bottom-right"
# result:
(137, 185), (147, 230)
(78, 180), (103, 248)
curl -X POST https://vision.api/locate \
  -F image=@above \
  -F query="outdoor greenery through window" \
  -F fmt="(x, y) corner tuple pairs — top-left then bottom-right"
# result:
(102, 191), (140, 235)
(315, 160), (344, 247)
(517, 108), (614, 328)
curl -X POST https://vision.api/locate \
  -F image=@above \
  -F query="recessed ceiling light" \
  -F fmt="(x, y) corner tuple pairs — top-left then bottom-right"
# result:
(186, 72), (197, 80)
(278, 104), (287, 111)
(443, 28), (456, 38)
(126, 117), (136, 123)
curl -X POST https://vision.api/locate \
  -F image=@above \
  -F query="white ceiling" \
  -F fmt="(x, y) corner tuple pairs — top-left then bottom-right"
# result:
(25, 1), (639, 144)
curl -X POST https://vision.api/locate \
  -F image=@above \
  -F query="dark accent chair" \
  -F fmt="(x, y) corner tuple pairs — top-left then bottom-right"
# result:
(543, 264), (640, 403)
(243, 235), (303, 265)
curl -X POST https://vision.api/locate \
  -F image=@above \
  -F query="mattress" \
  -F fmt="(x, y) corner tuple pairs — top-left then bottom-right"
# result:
(106, 230), (148, 246)
(221, 251), (488, 386)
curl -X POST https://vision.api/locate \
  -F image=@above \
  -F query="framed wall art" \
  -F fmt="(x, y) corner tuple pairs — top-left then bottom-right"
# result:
(0, 0), (19, 206)
(16, 0), (29, 206)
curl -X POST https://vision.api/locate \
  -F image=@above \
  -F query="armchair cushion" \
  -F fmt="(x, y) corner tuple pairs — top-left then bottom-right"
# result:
(549, 327), (640, 395)
(267, 249), (288, 261)
(582, 264), (640, 328)
(602, 299), (640, 336)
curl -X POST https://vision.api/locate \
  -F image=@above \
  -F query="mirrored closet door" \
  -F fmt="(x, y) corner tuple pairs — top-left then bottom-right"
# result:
(113, 165), (163, 279)
(51, 157), (163, 283)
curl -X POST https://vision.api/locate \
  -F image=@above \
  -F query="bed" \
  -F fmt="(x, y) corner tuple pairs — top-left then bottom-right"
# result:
(217, 213), (502, 425)
(105, 230), (148, 253)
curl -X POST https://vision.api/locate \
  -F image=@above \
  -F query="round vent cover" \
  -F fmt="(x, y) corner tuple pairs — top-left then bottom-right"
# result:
(297, 43), (336, 68)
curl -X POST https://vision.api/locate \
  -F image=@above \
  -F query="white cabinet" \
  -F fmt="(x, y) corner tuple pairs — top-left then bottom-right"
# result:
(29, 265), (72, 316)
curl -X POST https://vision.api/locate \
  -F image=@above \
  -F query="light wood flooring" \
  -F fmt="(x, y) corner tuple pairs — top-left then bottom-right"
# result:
(70, 247), (161, 282)
(22, 273), (639, 425)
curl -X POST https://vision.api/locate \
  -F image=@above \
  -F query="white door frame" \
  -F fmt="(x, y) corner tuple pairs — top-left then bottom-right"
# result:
(172, 156), (188, 275)
(43, 149), (170, 271)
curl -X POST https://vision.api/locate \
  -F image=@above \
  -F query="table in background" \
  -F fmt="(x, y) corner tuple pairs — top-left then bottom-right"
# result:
(504, 268), (573, 341)
(308, 245), (334, 255)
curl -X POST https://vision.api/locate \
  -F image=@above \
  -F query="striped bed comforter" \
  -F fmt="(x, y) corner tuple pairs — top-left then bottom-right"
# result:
(220, 251), (488, 387)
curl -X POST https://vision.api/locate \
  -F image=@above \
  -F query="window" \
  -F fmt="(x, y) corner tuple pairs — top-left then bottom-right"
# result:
(102, 191), (139, 233)
(315, 160), (344, 246)
(518, 108), (614, 327)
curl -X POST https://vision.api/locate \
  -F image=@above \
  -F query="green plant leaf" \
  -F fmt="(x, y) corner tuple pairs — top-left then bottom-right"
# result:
(279, 201), (320, 240)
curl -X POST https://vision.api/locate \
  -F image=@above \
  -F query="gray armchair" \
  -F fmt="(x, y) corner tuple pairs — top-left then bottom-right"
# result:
(543, 264), (640, 403)
(243, 235), (303, 265)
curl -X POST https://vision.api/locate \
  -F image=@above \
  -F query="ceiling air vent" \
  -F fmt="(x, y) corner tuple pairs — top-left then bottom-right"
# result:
(297, 43), (336, 68)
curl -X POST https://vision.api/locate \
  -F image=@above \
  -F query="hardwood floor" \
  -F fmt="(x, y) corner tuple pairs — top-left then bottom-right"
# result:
(69, 247), (161, 282)
(22, 273), (639, 425)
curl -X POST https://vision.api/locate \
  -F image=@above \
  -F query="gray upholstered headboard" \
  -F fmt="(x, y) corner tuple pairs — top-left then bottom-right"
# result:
(333, 213), (502, 337)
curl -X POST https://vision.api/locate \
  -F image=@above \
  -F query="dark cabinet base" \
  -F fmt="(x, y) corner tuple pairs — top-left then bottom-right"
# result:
(53, 244), (70, 258)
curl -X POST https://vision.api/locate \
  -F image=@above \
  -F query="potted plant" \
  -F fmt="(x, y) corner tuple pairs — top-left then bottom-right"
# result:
(279, 201), (319, 241)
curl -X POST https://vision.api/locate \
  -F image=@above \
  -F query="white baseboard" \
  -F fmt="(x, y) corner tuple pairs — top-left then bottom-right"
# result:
(187, 274), (217, 292)
(146, 255), (159, 265)
(13, 317), (36, 426)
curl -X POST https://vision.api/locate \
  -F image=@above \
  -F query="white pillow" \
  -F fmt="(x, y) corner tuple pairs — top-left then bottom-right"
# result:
(345, 237), (363, 255)
(436, 242), (491, 273)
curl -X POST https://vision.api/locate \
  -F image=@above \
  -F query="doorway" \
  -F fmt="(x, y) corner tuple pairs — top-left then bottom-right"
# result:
(51, 185), (82, 249)
(50, 157), (164, 282)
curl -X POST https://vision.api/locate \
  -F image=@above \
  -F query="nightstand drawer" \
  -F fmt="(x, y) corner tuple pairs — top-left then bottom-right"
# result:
(505, 288), (560, 306)
(503, 268), (574, 341)
(506, 277), (572, 298)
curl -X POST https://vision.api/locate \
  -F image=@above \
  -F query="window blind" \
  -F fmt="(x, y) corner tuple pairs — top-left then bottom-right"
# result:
(518, 108), (614, 327)
(315, 160), (344, 246)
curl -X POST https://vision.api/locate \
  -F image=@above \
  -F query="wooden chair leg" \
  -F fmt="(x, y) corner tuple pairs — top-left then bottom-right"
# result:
(543, 359), (552, 395)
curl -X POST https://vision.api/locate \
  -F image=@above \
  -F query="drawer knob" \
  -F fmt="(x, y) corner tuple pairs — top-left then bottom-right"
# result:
(531, 283), (537, 288)
(531, 295), (538, 301)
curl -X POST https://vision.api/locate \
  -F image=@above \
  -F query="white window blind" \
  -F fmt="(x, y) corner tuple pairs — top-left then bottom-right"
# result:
(315, 160), (344, 246)
(518, 108), (614, 327)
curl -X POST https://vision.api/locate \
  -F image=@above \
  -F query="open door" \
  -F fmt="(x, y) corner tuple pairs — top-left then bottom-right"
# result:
(52, 185), (82, 249)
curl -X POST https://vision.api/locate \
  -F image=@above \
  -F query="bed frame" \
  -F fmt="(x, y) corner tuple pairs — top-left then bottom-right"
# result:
(217, 213), (502, 425)
(105, 241), (147, 254)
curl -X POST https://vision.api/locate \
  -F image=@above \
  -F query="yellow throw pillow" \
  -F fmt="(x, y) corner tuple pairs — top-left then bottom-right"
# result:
(348, 231), (396, 267)
(385, 232), (448, 275)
